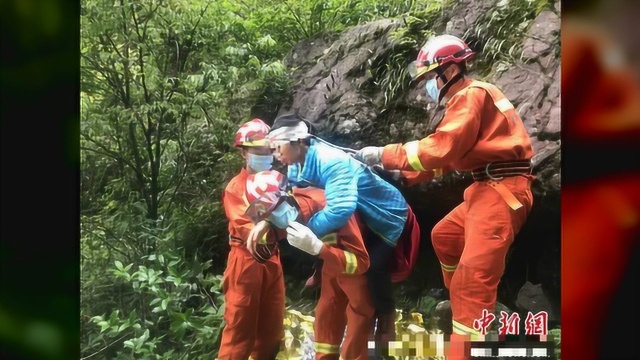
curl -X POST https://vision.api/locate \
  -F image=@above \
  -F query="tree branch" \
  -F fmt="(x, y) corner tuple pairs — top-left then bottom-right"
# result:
(80, 334), (129, 360)
(80, 134), (136, 171)
(161, 97), (196, 215)
(82, 55), (128, 106)
(199, 105), (213, 127)
(99, 233), (132, 262)
(123, 46), (132, 106)
(189, 1), (212, 37)
(283, 0), (310, 38)
(99, 33), (124, 60)
(130, 2), (142, 40)
(130, 1), (151, 104)
(128, 122), (152, 212)
(101, 226), (139, 261)
(138, 46), (151, 104)
(149, 109), (165, 220)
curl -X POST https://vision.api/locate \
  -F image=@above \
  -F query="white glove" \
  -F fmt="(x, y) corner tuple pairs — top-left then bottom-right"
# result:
(286, 221), (324, 256)
(353, 146), (383, 166)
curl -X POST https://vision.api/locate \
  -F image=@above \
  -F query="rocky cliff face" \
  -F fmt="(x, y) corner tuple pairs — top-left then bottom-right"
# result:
(276, 0), (560, 315)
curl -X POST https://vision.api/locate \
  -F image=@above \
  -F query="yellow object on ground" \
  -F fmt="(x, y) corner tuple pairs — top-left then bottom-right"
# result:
(276, 308), (448, 360)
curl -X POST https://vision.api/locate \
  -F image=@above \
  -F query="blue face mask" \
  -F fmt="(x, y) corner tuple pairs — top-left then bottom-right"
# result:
(268, 202), (299, 229)
(247, 153), (273, 172)
(425, 78), (440, 101)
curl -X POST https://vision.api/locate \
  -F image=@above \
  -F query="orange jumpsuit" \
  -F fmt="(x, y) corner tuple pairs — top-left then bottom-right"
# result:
(381, 78), (535, 359)
(293, 187), (374, 360)
(218, 168), (285, 360)
(562, 17), (640, 360)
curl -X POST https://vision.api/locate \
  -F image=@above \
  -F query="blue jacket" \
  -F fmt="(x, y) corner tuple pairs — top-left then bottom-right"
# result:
(287, 139), (408, 246)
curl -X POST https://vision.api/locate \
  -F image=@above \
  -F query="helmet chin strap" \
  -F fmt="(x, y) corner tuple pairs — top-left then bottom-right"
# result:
(434, 67), (464, 104)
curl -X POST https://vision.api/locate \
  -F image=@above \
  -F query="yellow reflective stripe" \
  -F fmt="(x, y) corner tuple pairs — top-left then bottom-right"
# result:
(343, 251), (357, 274)
(259, 232), (268, 244)
(315, 342), (340, 354)
(404, 141), (426, 171)
(423, 62), (440, 74)
(440, 262), (457, 272)
(244, 138), (270, 147)
(494, 98), (514, 113)
(452, 320), (480, 336)
(321, 232), (338, 245)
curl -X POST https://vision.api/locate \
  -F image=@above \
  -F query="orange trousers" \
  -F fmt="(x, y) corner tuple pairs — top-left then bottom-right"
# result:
(431, 175), (533, 359)
(314, 270), (374, 360)
(218, 246), (285, 360)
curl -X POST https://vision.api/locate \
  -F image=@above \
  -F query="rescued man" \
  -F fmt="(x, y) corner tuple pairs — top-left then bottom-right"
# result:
(245, 170), (374, 360)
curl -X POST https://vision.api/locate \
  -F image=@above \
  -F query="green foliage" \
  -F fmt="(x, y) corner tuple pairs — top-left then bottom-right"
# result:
(79, 0), (280, 357)
(278, 0), (432, 40)
(549, 327), (561, 360)
(465, 0), (555, 75)
(83, 234), (226, 359)
(373, 2), (443, 107)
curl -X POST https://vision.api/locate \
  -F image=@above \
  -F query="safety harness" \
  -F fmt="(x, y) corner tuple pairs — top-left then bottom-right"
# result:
(470, 159), (533, 211)
(471, 159), (533, 182)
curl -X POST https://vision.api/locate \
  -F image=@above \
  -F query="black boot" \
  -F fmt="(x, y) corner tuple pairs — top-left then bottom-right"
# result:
(428, 287), (450, 300)
(374, 311), (397, 359)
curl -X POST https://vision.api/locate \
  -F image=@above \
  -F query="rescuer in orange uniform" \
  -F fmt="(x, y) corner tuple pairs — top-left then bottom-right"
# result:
(354, 34), (535, 359)
(218, 119), (285, 360)
(562, 12), (640, 360)
(244, 170), (374, 360)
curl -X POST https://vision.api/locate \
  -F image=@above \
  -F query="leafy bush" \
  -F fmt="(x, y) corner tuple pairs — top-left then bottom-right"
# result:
(83, 232), (225, 359)
(465, 0), (556, 75)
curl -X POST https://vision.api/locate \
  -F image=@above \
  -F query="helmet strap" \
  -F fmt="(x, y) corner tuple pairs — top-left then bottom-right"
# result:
(437, 70), (464, 103)
(434, 67), (448, 84)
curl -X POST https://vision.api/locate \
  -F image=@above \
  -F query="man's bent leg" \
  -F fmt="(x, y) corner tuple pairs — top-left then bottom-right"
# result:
(431, 202), (466, 289)
(448, 179), (532, 359)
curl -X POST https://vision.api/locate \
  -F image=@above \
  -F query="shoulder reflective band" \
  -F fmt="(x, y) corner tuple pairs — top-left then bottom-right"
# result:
(494, 98), (514, 113)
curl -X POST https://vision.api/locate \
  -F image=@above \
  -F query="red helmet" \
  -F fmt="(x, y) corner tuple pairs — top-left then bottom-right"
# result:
(234, 118), (271, 147)
(407, 35), (475, 81)
(244, 170), (289, 223)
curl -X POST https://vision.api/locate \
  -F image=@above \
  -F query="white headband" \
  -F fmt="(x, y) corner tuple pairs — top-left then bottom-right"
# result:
(268, 122), (310, 142)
